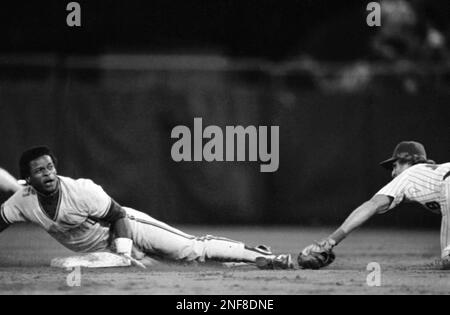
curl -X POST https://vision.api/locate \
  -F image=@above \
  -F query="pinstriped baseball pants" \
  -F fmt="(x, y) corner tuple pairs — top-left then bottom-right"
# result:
(441, 178), (450, 258)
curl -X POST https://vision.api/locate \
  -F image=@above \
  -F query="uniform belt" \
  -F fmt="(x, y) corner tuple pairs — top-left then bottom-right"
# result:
(444, 171), (450, 181)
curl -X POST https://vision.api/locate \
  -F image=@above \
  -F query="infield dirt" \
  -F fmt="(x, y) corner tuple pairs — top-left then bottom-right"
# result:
(0, 225), (448, 295)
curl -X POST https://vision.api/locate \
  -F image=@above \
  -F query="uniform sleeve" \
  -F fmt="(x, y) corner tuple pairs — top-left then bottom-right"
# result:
(1, 198), (27, 230)
(79, 179), (112, 219)
(0, 204), (9, 232)
(375, 171), (411, 212)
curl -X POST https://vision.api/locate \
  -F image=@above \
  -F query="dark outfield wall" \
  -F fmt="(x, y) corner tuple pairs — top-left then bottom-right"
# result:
(0, 68), (448, 227)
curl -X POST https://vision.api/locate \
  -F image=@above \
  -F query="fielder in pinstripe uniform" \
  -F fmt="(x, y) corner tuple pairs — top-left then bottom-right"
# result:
(0, 146), (293, 269)
(299, 141), (450, 269)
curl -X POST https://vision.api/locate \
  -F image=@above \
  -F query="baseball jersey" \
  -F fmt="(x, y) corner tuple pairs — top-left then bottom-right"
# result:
(376, 163), (450, 213)
(0, 176), (113, 252)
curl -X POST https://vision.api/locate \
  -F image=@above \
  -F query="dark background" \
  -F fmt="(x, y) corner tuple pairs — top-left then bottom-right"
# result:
(0, 0), (449, 227)
(2, 0), (449, 60)
(1, 0), (375, 59)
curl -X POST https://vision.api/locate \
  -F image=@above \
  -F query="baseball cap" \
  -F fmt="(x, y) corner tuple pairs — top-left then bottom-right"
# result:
(380, 141), (427, 170)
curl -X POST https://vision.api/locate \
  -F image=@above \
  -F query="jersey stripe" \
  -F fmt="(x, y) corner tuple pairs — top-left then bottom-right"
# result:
(128, 215), (196, 240)
(0, 204), (11, 225)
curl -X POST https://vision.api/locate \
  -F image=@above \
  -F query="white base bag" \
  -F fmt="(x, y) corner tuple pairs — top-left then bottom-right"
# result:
(50, 252), (131, 269)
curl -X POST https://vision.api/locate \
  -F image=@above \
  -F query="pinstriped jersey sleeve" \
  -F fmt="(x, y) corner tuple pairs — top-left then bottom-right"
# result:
(376, 171), (411, 212)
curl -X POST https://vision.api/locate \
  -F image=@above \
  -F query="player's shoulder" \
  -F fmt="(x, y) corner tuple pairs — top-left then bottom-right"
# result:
(58, 176), (103, 192)
(2, 185), (34, 207)
(401, 163), (450, 181)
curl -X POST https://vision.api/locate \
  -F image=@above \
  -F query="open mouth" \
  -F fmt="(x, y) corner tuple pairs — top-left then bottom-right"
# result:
(44, 178), (56, 186)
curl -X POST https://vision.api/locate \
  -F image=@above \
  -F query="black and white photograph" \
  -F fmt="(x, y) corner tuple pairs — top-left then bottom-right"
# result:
(0, 0), (449, 298)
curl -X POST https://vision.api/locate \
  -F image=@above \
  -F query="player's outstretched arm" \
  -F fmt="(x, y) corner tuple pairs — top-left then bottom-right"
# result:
(0, 168), (22, 233)
(0, 168), (21, 194)
(333, 194), (392, 239)
(298, 195), (392, 269)
(112, 216), (133, 243)
(103, 201), (146, 269)
(112, 216), (146, 269)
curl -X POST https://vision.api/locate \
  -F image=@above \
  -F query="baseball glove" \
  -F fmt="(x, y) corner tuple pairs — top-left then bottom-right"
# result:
(297, 239), (336, 270)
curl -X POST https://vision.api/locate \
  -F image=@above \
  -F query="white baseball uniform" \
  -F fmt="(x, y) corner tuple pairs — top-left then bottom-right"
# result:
(0, 176), (271, 263)
(376, 163), (450, 257)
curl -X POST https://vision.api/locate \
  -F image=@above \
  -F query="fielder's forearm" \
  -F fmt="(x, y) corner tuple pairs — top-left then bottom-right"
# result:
(328, 195), (391, 245)
(339, 200), (379, 234)
(327, 202), (378, 245)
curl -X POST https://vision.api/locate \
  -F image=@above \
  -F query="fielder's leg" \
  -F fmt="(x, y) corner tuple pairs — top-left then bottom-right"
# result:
(122, 207), (292, 268)
(441, 179), (450, 259)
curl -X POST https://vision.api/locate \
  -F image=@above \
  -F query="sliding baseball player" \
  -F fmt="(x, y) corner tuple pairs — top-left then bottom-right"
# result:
(0, 146), (293, 269)
(298, 141), (450, 269)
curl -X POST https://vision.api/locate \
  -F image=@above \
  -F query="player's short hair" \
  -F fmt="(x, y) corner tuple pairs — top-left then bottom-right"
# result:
(397, 155), (435, 166)
(19, 146), (58, 179)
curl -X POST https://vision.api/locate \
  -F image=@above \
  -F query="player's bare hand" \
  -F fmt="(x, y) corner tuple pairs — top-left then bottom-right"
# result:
(122, 253), (147, 269)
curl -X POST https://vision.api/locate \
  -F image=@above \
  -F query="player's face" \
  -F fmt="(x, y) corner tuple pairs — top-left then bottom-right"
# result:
(28, 155), (58, 194)
(391, 161), (411, 178)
